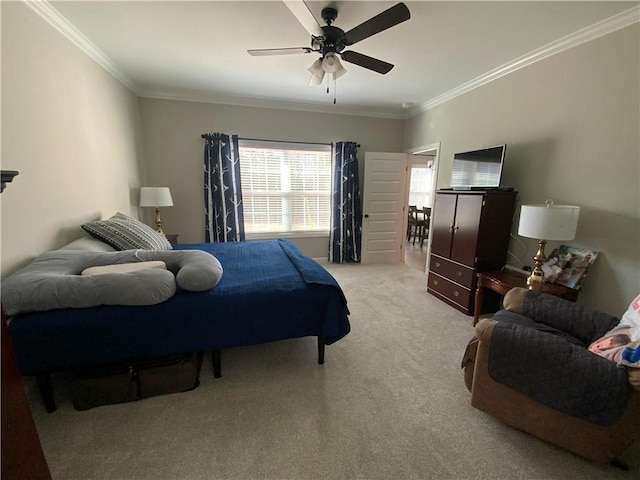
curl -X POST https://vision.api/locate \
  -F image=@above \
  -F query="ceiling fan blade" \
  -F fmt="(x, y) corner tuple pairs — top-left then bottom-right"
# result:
(340, 51), (394, 74)
(283, 0), (324, 37)
(248, 47), (313, 56)
(344, 3), (410, 46)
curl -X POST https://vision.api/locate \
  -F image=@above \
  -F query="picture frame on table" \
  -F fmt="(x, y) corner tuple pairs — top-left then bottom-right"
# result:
(542, 245), (599, 290)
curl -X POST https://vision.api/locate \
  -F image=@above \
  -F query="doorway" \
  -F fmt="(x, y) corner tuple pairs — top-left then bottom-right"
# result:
(404, 144), (439, 272)
(360, 145), (439, 266)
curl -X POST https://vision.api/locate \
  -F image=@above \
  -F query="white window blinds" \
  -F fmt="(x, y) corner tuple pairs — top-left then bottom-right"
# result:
(408, 164), (434, 209)
(238, 139), (332, 234)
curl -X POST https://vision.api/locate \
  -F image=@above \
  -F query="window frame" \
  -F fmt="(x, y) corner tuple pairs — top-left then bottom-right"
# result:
(238, 138), (333, 239)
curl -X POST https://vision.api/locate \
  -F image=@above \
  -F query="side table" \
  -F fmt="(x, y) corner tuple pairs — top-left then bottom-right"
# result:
(165, 234), (179, 245)
(473, 270), (579, 325)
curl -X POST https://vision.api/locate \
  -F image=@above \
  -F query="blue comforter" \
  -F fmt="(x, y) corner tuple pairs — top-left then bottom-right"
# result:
(8, 239), (351, 375)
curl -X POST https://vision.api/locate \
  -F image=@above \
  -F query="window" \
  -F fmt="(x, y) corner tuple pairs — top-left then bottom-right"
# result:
(238, 139), (332, 235)
(408, 161), (435, 209)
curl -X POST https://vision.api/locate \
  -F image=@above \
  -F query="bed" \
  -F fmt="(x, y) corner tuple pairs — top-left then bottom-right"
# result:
(5, 239), (351, 411)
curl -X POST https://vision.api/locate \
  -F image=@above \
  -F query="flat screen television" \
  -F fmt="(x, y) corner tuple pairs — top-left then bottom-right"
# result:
(450, 144), (506, 189)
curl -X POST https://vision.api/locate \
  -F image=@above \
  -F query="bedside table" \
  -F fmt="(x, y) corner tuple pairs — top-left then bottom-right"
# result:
(473, 270), (579, 325)
(165, 234), (179, 245)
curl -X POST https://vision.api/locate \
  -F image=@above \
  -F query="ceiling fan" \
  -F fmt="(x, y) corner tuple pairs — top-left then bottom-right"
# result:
(248, 1), (411, 87)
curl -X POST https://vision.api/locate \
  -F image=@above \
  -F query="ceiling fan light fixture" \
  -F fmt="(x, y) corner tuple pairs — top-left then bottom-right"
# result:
(308, 58), (323, 76)
(308, 58), (325, 86)
(308, 72), (324, 86)
(249, 2), (411, 93)
(321, 52), (342, 73)
(332, 63), (347, 80)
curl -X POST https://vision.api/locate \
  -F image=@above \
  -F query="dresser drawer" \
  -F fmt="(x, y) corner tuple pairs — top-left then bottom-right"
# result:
(429, 255), (475, 288)
(427, 272), (472, 311)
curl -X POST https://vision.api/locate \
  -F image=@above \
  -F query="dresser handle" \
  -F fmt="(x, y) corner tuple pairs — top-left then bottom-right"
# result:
(456, 271), (463, 277)
(435, 262), (441, 268)
(453, 291), (460, 297)
(433, 280), (439, 286)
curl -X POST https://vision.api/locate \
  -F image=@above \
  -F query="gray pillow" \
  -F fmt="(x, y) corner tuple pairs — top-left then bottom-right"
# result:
(81, 212), (172, 251)
(2, 249), (223, 316)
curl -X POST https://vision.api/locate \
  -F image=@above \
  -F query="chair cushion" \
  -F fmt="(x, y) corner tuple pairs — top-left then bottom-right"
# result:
(487, 312), (632, 426)
(522, 290), (619, 345)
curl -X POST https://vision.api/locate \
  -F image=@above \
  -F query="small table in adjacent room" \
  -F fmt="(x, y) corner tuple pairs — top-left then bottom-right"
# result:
(473, 270), (579, 325)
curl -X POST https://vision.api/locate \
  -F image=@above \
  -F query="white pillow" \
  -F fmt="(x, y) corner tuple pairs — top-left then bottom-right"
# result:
(59, 236), (117, 252)
(619, 295), (640, 368)
(81, 261), (166, 276)
(588, 294), (640, 367)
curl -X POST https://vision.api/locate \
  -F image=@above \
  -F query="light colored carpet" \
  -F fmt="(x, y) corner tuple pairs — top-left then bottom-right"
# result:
(26, 261), (638, 480)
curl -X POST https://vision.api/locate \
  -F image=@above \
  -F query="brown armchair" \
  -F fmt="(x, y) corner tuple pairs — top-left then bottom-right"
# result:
(463, 288), (640, 466)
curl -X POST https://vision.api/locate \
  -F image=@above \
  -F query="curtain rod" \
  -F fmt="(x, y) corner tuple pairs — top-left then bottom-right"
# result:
(239, 137), (332, 147)
(201, 134), (359, 148)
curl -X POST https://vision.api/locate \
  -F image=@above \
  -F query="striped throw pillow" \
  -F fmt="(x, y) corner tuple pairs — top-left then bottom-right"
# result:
(82, 212), (173, 251)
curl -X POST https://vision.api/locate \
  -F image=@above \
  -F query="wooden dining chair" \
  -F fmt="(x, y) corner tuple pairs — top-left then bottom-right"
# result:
(407, 205), (426, 245)
(417, 207), (431, 247)
(407, 205), (420, 242)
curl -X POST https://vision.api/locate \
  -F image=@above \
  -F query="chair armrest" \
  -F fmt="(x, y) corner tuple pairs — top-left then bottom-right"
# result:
(474, 318), (498, 344)
(502, 288), (619, 345)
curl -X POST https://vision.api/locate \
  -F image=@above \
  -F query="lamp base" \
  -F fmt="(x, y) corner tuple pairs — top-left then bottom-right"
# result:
(527, 270), (546, 288)
(154, 207), (165, 236)
(527, 239), (547, 289)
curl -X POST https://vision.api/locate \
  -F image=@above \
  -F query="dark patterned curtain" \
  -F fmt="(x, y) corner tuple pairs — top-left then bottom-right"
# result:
(202, 133), (245, 242)
(329, 141), (362, 263)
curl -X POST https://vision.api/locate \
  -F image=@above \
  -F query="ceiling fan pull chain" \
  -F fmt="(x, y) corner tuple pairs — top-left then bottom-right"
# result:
(333, 76), (337, 104)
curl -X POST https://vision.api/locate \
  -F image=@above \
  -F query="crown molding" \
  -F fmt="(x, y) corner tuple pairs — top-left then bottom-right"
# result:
(140, 90), (406, 120)
(23, 0), (402, 119)
(25, 1), (638, 121)
(405, 5), (640, 119)
(23, 0), (141, 95)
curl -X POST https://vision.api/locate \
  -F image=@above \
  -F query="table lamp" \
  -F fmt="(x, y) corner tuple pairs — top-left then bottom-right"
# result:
(517, 199), (580, 287)
(140, 187), (173, 235)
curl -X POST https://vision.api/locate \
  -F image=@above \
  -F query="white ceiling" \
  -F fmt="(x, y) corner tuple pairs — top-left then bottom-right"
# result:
(40, 1), (639, 118)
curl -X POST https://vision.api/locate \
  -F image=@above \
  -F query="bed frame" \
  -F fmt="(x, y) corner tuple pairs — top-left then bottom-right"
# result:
(7, 239), (350, 412)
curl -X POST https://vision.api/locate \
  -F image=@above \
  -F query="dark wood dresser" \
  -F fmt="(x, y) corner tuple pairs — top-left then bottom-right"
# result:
(1, 170), (52, 479)
(427, 189), (517, 315)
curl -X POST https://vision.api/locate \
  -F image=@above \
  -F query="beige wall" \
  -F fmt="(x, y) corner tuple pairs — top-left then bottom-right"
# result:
(138, 98), (404, 257)
(1, 2), (147, 276)
(404, 24), (640, 315)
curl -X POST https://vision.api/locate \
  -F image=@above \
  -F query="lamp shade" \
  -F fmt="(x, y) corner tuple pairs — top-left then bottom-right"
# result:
(332, 63), (347, 80)
(308, 58), (324, 77)
(321, 53), (341, 73)
(518, 202), (580, 241)
(140, 187), (173, 207)
(308, 58), (325, 86)
(322, 53), (347, 79)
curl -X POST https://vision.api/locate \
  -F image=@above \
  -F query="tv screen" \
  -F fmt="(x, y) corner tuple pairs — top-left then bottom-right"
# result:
(450, 144), (506, 189)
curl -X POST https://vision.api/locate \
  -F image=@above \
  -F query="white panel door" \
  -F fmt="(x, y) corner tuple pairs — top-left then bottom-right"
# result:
(362, 152), (408, 264)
